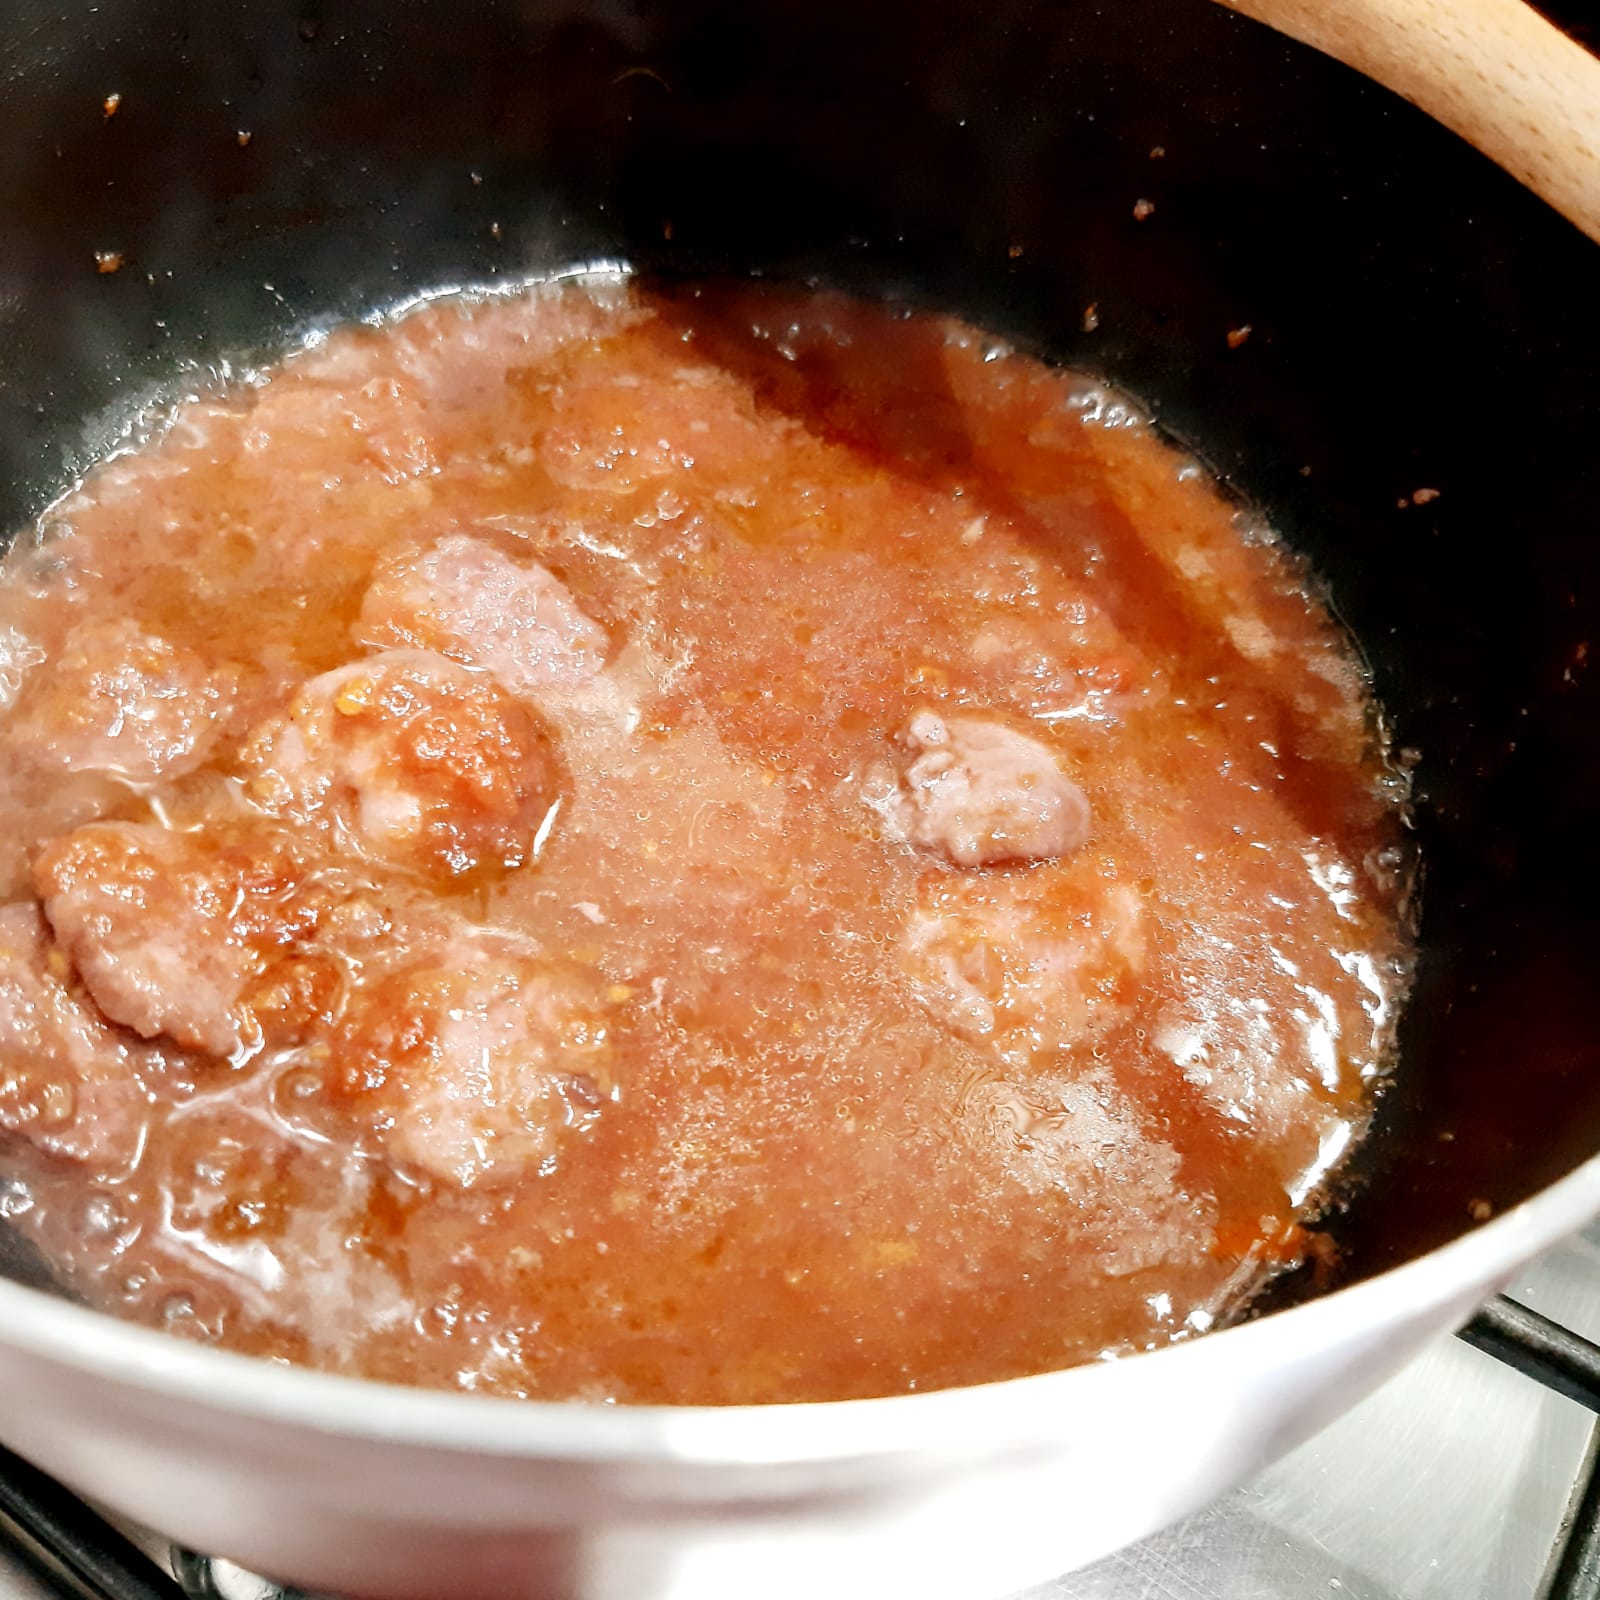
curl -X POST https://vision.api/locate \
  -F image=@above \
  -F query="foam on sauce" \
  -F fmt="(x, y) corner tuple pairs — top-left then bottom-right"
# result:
(0, 275), (1414, 1403)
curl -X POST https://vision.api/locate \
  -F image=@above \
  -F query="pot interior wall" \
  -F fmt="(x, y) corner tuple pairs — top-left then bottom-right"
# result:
(1, 0), (1598, 1293)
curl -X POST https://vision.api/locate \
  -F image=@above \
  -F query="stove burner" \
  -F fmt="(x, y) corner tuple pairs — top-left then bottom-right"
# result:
(169, 1553), (297, 1600)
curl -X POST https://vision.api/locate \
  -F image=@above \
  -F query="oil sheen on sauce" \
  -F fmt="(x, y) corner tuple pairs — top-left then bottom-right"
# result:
(0, 275), (1414, 1404)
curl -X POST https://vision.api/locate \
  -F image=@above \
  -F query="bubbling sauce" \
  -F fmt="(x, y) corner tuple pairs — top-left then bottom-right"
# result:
(0, 275), (1413, 1403)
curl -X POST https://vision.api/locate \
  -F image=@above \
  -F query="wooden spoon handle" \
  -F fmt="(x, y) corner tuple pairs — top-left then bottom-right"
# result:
(1212, 0), (1600, 245)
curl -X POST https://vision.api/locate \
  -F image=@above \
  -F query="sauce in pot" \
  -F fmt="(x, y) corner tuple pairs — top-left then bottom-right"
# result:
(0, 275), (1413, 1403)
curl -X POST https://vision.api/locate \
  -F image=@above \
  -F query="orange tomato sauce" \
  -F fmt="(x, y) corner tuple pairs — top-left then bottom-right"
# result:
(0, 276), (1412, 1402)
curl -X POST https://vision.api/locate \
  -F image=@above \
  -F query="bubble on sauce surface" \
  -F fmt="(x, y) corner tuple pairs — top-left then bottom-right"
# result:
(0, 1175), (33, 1219)
(77, 1190), (139, 1255)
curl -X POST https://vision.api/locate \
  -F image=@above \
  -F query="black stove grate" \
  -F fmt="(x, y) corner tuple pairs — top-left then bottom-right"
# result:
(1454, 1297), (1600, 1600)
(1549, 1431), (1600, 1600)
(4, 1292), (1600, 1600)
(0, 1446), (186, 1600)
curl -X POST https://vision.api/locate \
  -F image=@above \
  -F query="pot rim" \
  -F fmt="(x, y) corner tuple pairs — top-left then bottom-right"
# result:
(2, 1146), (1597, 1467)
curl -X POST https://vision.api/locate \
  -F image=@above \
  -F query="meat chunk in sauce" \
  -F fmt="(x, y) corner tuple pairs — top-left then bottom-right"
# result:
(9, 620), (233, 783)
(0, 278), (1414, 1405)
(0, 902), (152, 1168)
(354, 534), (608, 695)
(902, 872), (1147, 1057)
(327, 949), (613, 1189)
(33, 822), (317, 1058)
(241, 650), (560, 883)
(869, 709), (1092, 868)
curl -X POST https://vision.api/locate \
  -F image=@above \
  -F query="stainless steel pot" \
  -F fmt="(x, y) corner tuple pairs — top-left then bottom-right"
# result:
(2, 1), (1598, 1595)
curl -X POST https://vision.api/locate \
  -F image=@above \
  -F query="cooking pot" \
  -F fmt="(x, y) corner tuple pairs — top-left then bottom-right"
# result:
(1, 1), (1598, 1596)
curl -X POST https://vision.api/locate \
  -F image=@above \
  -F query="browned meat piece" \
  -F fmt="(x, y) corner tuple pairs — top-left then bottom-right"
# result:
(868, 709), (1091, 867)
(0, 901), (154, 1167)
(9, 619), (234, 783)
(354, 535), (607, 695)
(328, 944), (615, 1188)
(241, 649), (562, 883)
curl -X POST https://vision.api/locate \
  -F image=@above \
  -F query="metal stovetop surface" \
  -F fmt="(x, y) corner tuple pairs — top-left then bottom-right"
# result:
(1031, 1222), (1600, 1600)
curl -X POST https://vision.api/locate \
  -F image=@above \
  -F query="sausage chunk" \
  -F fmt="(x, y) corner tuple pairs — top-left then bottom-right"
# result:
(33, 822), (314, 1059)
(328, 948), (614, 1189)
(242, 649), (561, 883)
(354, 535), (607, 695)
(0, 901), (153, 1167)
(33, 819), (414, 1060)
(901, 873), (1145, 1059)
(10, 620), (233, 783)
(870, 709), (1090, 868)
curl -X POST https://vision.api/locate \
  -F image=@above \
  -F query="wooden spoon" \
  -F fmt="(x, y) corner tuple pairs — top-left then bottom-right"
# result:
(1211, 0), (1600, 245)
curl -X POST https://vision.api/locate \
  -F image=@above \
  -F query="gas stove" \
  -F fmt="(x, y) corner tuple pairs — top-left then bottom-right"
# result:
(7, 1224), (1600, 1600)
